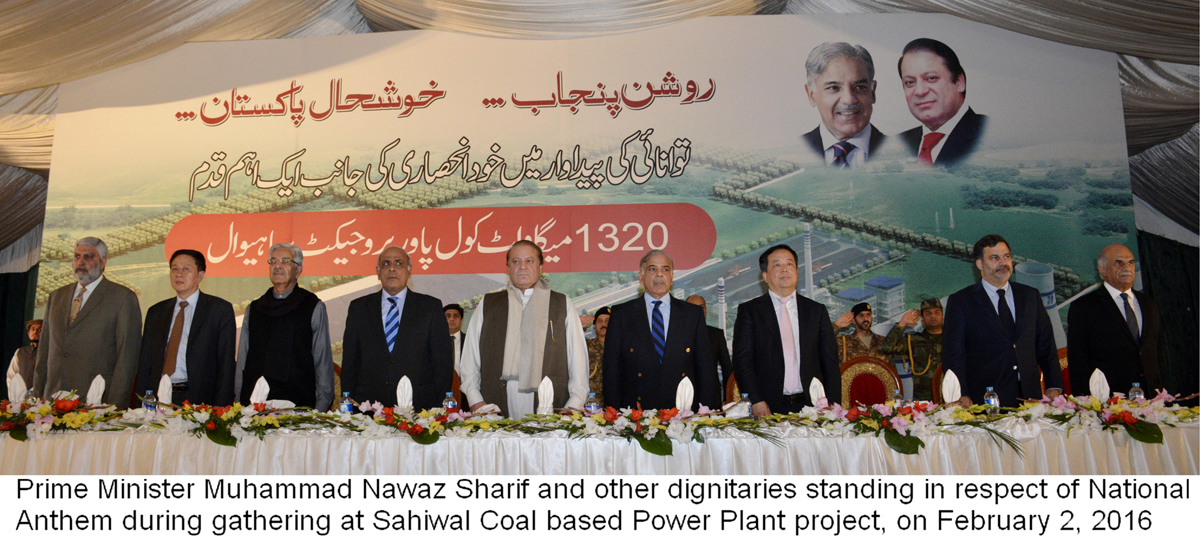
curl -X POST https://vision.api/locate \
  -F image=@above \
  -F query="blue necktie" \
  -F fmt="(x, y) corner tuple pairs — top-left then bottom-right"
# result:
(651, 300), (665, 363)
(831, 141), (855, 167)
(385, 296), (399, 352)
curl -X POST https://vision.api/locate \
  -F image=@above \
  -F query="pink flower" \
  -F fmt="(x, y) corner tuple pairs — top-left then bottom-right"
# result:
(827, 403), (848, 420)
(1151, 389), (1176, 403)
(872, 403), (893, 418)
(444, 411), (470, 423)
(1100, 409), (1112, 421)
(889, 416), (910, 436)
(357, 401), (374, 413)
(1051, 395), (1076, 410)
(696, 404), (714, 416)
(813, 397), (829, 411)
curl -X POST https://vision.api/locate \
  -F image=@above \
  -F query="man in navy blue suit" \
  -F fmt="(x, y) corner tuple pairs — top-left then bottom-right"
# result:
(603, 250), (717, 410)
(942, 235), (1061, 407)
(897, 38), (987, 166)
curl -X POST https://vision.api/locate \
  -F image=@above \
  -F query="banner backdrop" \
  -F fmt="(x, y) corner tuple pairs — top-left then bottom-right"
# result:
(43, 15), (1134, 351)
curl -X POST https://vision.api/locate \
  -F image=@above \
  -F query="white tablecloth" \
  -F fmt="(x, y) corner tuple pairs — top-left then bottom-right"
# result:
(2, 422), (1195, 475)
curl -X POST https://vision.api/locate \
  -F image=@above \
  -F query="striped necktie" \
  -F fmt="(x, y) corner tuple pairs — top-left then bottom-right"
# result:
(385, 296), (399, 352)
(831, 141), (855, 167)
(651, 300), (665, 362)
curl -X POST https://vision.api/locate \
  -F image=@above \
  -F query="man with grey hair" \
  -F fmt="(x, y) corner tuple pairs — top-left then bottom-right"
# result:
(801, 42), (887, 168)
(340, 246), (453, 409)
(603, 250), (718, 410)
(234, 243), (334, 410)
(33, 237), (142, 407)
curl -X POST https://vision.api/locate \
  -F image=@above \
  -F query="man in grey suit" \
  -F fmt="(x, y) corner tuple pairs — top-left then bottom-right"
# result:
(33, 237), (142, 407)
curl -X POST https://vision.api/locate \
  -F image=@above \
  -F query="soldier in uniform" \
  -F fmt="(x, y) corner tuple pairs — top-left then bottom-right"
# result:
(880, 298), (944, 401)
(586, 307), (611, 406)
(833, 302), (887, 362)
(6, 319), (42, 390)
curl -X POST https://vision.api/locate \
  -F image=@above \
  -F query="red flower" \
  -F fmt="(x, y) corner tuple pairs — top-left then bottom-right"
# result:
(0, 422), (15, 431)
(603, 407), (619, 423)
(398, 421), (410, 431)
(182, 401), (193, 409)
(410, 424), (424, 435)
(912, 401), (930, 412)
(1120, 412), (1138, 425)
(630, 408), (644, 422)
(897, 406), (913, 416)
(54, 398), (80, 412)
(212, 407), (227, 418)
(846, 407), (862, 422)
(253, 403), (266, 412)
(381, 407), (395, 424)
(659, 408), (679, 421)
(445, 406), (459, 414)
(205, 421), (216, 430)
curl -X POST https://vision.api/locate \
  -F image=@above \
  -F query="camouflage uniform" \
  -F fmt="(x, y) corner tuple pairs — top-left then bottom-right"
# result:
(586, 337), (605, 406)
(833, 324), (889, 362)
(880, 327), (942, 401)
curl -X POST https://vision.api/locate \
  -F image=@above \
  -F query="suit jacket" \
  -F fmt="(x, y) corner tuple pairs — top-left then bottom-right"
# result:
(603, 296), (717, 410)
(1067, 286), (1162, 397)
(708, 325), (733, 400)
(341, 289), (453, 409)
(899, 107), (987, 166)
(942, 281), (1061, 407)
(33, 278), (142, 408)
(732, 292), (841, 412)
(802, 124), (887, 165)
(136, 291), (236, 406)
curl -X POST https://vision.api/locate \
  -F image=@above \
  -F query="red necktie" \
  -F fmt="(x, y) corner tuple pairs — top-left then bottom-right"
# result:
(919, 132), (945, 165)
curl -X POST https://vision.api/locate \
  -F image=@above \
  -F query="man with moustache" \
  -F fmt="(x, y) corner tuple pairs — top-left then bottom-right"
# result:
(832, 302), (888, 363)
(33, 237), (142, 407)
(943, 234), (1061, 407)
(686, 294), (733, 401)
(1068, 244), (1163, 397)
(234, 243), (334, 410)
(341, 247), (452, 409)
(136, 249), (237, 406)
(880, 298), (946, 401)
(733, 245), (840, 416)
(6, 320), (41, 391)
(586, 306), (611, 405)
(458, 241), (588, 416)
(801, 42), (887, 168)
(897, 38), (987, 166)
(603, 250), (717, 411)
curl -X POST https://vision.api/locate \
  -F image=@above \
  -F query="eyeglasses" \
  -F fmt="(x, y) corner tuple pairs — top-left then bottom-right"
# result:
(267, 258), (296, 265)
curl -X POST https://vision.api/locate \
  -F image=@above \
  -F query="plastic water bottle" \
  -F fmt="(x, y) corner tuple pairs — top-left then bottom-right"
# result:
(24, 389), (34, 402)
(1128, 383), (1145, 402)
(739, 392), (752, 417)
(584, 392), (601, 413)
(983, 387), (1000, 416)
(442, 392), (458, 412)
(143, 390), (157, 412)
(339, 392), (354, 413)
(891, 388), (904, 406)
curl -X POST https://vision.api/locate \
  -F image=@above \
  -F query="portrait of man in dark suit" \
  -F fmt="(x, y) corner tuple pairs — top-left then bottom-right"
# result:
(1068, 244), (1162, 397)
(801, 42), (887, 168)
(603, 250), (717, 411)
(341, 246), (453, 409)
(136, 249), (236, 406)
(942, 234), (1061, 407)
(733, 245), (841, 417)
(897, 38), (987, 166)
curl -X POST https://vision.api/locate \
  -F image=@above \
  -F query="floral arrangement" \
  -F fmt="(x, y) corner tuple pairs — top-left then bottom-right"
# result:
(1015, 390), (1199, 444)
(0, 392), (121, 440)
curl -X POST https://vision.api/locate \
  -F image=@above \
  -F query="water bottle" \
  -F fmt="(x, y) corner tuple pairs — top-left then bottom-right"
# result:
(339, 392), (354, 413)
(442, 392), (458, 412)
(584, 392), (601, 413)
(739, 392), (752, 418)
(1128, 383), (1145, 402)
(983, 387), (999, 416)
(143, 390), (157, 412)
(891, 388), (904, 406)
(25, 389), (34, 402)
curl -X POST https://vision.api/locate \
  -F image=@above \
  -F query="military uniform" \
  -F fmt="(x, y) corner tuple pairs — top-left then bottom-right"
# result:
(835, 329), (889, 362)
(586, 337), (605, 406)
(881, 327), (942, 401)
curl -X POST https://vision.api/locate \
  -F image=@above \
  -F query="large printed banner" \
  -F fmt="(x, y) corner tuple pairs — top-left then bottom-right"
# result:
(45, 15), (1134, 344)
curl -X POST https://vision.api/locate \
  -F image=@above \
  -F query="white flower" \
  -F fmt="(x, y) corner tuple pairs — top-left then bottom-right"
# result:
(582, 419), (604, 435)
(612, 416), (629, 432)
(338, 412), (352, 423)
(238, 415), (253, 427)
(643, 425), (659, 439)
(665, 421), (688, 440)
(240, 405), (257, 417)
(230, 425), (250, 440)
(193, 411), (210, 424)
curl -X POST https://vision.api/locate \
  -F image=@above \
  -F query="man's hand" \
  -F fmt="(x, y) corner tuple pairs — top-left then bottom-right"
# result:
(834, 312), (854, 329)
(956, 396), (972, 408)
(469, 401), (486, 412)
(897, 309), (920, 329)
(1046, 389), (1061, 401)
(751, 401), (771, 419)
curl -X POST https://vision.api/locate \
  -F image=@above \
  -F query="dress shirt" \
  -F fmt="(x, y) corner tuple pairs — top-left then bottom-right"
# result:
(451, 331), (462, 369)
(981, 280), (1016, 321)
(71, 276), (105, 313)
(166, 290), (200, 383)
(768, 289), (803, 394)
(380, 287), (409, 331)
(643, 293), (672, 341)
(921, 102), (969, 163)
(234, 288), (334, 410)
(458, 288), (589, 411)
(1102, 282), (1142, 336)
(820, 124), (873, 168)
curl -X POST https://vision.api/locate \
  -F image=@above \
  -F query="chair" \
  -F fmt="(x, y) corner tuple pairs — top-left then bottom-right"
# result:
(840, 355), (901, 407)
(931, 365), (944, 405)
(1058, 347), (1071, 396)
(725, 372), (740, 405)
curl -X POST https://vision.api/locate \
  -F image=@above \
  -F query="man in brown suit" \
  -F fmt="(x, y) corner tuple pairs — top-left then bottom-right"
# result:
(33, 237), (142, 407)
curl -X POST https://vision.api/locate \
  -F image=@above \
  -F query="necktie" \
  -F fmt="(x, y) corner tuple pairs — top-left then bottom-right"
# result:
(779, 297), (799, 392)
(830, 141), (856, 167)
(385, 296), (399, 352)
(996, 288), (1016, 340)
(651, 300), (665, 362)
(918, 132), (945, 164)
(68, 289), (84, 326)
(1121, 293), (1140, 344)
(163, 301), (189, 377)
(451, 333), (460, 366)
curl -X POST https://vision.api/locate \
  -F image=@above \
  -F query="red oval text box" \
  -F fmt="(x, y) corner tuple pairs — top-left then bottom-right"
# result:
(164, 203), (716, 277)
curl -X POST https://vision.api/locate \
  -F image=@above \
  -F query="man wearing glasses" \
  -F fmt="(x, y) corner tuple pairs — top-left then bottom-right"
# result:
(234, 243), (334, 411)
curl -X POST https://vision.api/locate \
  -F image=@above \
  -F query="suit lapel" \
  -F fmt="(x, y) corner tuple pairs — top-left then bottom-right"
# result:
(370, 291), (390, 354)
(395, 290), (421, 360)
(71, 280), (106, 328)
(1099, 287), (1139, 346)
(663, 298), (685, 355)
(188, 292), (209, 342)
(971, 282), (1005, 333)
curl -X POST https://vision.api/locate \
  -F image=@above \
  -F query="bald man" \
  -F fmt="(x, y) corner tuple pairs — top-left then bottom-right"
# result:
(1067, 244), (1162, 397)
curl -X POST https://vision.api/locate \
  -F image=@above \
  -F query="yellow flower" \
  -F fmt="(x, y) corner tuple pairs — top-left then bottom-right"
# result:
(591, 414), (606, 425)
(861, 419), (880, 430)
(1085, 397), (1102, 412)
(37, 405), (51, 416)
(256, 415), (280, 427)
(952, 409), (976, 422)
(478, 422), (492, 431)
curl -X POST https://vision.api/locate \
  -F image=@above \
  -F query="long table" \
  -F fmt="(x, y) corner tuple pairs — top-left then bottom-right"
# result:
(2, 420), (1195, 475)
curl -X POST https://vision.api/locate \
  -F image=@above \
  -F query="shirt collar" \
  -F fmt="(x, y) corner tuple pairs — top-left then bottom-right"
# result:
(176, 290), (200, 307)
(1102, 282), (1133, 300)
(76, 275), (104, 297)
(382, 286), (409, 301)
(644, 292), (670, 306)
(819, 123), (874, 157)
(768, 289), (796, 305)
(981, 279), (1010, 298)
(923, 102), (969, 136)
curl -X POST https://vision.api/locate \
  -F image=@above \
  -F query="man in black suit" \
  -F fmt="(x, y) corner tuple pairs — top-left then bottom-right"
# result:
(341, 246), (453, 409)
(1068, 244), (1162, 397)
(897, 38), (987, 166)
(137, 249), (236, 406)
(943, 235), (1061, 407)
(733, 245), (841, 416)
(603, 250), (717, 411)
(801, 42), (886, 168)
(686, 294), (732, 403)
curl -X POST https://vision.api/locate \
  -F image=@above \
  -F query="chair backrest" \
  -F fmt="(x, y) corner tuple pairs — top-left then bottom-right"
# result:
(1057, 347), (1071, 396)
(931, 365), (944, 405)
(840, 355), (901, 407)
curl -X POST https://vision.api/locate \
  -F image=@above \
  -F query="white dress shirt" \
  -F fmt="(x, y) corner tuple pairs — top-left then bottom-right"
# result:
(71, 275), (105, 312)
(1103, 282), (1142, 335)
(922, 102), (970, 163)
(819, 124), (874, 168)
(166, 290), (200, 383)
(768, 289), (803, 394)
